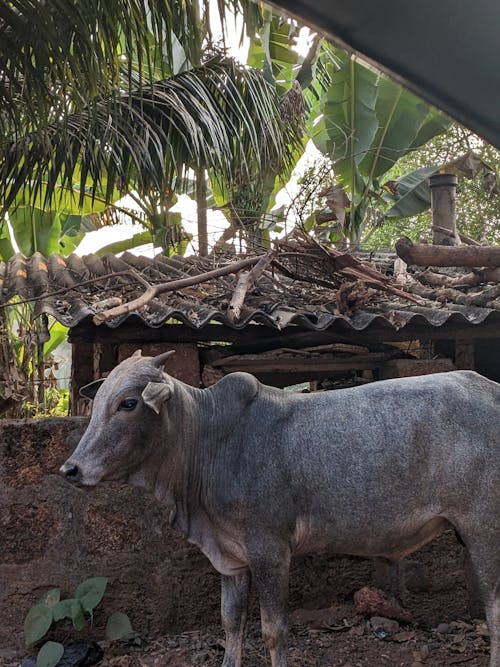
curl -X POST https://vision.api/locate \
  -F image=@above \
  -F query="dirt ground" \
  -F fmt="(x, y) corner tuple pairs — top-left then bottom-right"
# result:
(5, 532), (490, 667)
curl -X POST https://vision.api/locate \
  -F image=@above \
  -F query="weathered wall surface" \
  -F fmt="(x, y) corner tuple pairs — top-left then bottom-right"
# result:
(0, 417), (220, 652)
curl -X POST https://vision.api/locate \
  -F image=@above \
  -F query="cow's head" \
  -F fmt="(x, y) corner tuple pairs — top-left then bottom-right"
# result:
(60, 350), (175, 486)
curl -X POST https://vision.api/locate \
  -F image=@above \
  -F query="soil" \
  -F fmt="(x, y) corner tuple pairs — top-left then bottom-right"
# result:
(3, 532), (490, 667)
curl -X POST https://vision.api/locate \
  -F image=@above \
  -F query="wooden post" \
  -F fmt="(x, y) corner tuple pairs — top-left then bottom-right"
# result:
(70, 342), (95, 416)
(455, 340), (475, 370)
(430, 173), (459, 245)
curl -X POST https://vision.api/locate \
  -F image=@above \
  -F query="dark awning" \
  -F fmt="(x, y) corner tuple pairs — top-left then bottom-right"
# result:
(270, 0), (500, 148)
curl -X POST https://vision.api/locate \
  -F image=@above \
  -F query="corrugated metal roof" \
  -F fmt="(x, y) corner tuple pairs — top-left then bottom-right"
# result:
(1, 250), (499, 334)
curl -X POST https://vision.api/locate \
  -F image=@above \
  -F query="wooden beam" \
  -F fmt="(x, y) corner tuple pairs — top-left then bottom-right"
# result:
(209, 351), (389, 374)
(69, 319), (500, 349)
(396, 237), (500, 267)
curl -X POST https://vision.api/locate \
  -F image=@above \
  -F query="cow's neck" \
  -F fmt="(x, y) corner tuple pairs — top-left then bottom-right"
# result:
(131, 373), (262, 540)
(130, 380), (215, 536)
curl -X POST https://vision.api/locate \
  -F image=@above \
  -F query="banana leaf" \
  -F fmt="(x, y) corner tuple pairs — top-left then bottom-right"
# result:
(95, 231), (155, 256)
(357, 79), (433, 182)
(8, 208), (84, 256)
(384, 166), (439, 218)
(312, 51), (378, 191)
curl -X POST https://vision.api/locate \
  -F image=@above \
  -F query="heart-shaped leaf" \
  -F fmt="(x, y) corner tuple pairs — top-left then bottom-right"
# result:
(106, 611), (134, 640)
(39, 589), (61, 609)
(52, 599), (75, 622)
(24, 604), (53, 647)
(74, 577), (108, 613)
(36, 641), (64, 667)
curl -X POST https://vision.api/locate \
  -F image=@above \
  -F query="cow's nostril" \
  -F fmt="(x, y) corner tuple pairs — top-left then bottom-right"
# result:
(60, 462), (80, 481)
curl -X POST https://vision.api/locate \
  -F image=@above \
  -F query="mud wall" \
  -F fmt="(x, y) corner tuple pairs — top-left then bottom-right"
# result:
(0, 417), (221, 652)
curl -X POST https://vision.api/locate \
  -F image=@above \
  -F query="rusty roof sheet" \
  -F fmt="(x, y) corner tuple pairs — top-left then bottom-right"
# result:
(1, 250), (499, 334)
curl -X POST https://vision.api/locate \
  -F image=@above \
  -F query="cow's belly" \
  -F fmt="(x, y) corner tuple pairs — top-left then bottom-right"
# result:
(292, 514), (452, 561)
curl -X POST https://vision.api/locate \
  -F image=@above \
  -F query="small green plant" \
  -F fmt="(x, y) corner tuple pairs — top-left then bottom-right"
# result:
(24, 577), (136, 667)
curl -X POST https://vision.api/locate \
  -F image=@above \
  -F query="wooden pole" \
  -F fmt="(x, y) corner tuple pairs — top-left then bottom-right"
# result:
(395, 237), (500, 267)
(430, 173), (459, 245)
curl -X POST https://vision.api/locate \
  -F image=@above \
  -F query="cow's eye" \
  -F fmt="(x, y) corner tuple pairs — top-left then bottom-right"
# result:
(118, 398), (138, 411)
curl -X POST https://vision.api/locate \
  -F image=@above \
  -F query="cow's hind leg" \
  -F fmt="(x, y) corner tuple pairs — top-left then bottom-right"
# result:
(249, 542), (291, 667)
(221, 570), (250, 667)
(464, 537), (500, 667)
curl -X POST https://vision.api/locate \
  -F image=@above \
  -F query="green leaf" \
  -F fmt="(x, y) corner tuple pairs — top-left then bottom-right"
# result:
(105, 612), (134, 641)
(70, 600), (86, 632)
(36, 641), (64, 667)
(408, 108), (451, 151)
(358, 79), (431, 181)
(9, 208), (61, 256)
(312, 50), (378, 191)
(95, 231), (154, 257)
(384, 166), (438, 218)
(39, 589), (61, 609)
(24, 604), (53, 647)
(43, 322), (68, 359)
(247, 12), (299, 90)
(0, 222), (15, 261)
(52, 599), (75, 623)
(74, 576), (108, 614)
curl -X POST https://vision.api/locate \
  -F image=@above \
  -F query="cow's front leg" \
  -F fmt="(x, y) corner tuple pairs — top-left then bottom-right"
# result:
(250, 544), (291, 667)
(221, 570), (250, 667)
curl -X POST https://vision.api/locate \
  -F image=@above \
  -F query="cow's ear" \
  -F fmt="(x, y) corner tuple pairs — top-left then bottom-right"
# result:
(142, 380), (173, 414)
(79, 379), (105, 399)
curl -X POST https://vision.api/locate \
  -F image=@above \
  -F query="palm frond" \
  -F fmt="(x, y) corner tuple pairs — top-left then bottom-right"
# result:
(0, 0), (260, 134)
(0, 57), (301, 213)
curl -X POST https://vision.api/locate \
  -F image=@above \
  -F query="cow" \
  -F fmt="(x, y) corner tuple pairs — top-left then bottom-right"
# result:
(60, 350), (500, 667)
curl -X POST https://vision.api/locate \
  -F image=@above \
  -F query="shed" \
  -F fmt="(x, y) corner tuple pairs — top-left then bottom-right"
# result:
(1, 236), (499, 415)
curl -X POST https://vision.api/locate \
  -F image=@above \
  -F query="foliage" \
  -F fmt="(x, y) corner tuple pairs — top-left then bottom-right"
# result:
(0, 0), (299, 261)
(311, 49), (451, 242)
(0, 303), (69, 419)
(210, 13), (332, 248)
(369, 124), (500, 247)
(24, 578), (135, 666)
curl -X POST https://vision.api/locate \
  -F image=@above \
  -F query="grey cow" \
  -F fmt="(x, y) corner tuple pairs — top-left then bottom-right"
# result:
(60, 350), (500, 667)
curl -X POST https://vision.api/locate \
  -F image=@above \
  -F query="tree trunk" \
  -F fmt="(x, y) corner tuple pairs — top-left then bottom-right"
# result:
(196, 169), (208, 257)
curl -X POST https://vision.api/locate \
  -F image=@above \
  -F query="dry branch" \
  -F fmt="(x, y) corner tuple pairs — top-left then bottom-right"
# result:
(432, 224), (482, 247)
(321, 246), (423, 305)
(227, 252), (276, 322)
(92, 255), (265, 325)
(396, 236), (500, 267)
(415, 267), (500, 288)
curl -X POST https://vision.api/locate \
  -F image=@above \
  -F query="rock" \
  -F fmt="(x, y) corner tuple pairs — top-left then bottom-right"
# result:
(367, 616), (401, 638)
(435, 623), (451, 634)
(354, 586), (412, 623)
(20, 641), (103, 667)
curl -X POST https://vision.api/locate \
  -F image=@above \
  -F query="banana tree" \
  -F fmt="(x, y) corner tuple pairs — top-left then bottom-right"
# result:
(312, 48), (451, 243)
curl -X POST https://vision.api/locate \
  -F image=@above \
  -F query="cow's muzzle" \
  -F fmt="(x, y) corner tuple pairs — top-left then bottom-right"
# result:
(59, 461), (82, 483)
